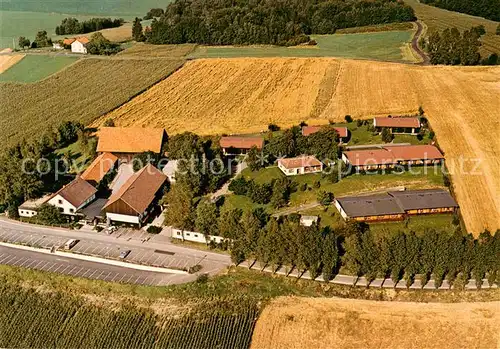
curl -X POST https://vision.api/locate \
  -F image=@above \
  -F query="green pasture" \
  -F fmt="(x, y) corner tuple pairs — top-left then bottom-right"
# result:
(0, 54), (78, 82)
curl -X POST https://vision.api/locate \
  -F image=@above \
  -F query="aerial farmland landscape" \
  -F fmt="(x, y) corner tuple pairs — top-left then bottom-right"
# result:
(0, 0), (499, 348)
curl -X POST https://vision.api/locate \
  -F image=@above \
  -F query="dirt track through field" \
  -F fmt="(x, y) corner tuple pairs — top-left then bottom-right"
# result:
(96, 58), (500, 234)
(250, 297), (500, 349)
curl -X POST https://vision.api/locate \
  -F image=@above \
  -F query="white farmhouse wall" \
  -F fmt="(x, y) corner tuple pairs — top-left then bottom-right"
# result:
(71, 41), (87, 54)
(106, 212), (140, 224)
(171, 228), (226, 244)
(334, 199), (348, 220)
(48, 194), (78, 215)
(18, 209), (37, 218)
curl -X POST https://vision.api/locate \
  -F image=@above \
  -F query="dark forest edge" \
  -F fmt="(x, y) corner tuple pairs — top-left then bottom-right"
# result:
(55, 17), (124, 36)
(419, 0), (500, 22)
(133, 0), (416, 46)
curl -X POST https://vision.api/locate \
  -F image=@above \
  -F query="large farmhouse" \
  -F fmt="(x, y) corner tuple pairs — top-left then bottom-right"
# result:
(278, 155), (323, 176)
(342, 145), (444, 171)
(102, 164), (167, 226)
(335, 189), (458, 222)
(373, 117), (420, 135)
(301, 125), (349, 144)
(70, 37), (89, 54)
(80, 152), (118, 186)
(47, 177), (97, 216)
(220, 136), (264, 155)
(96, 127), (167, 162)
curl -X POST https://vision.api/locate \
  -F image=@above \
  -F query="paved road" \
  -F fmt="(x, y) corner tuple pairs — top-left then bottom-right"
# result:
(0, 218), (231, 277)
(0, 245), (193, 286)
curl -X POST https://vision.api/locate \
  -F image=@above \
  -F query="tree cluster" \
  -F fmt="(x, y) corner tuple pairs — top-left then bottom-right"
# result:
(228, 176), (296, 208)
(86, 33), (122, 55)
(420, 0), (500, 22)
(145, 0), (415, 46)
(32, 30), (52, 48)
(426, 26), (498, 65)
(144, 8), (164, 20)
(0, 121), (84, 213)
(55, 17), (124, 35)
(132, 18), (145, 42)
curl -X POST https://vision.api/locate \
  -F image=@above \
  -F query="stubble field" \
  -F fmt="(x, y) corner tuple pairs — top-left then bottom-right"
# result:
(97, 58), (500, 234)
(251, 296), (500, 349)
(0, 54), (24, 73)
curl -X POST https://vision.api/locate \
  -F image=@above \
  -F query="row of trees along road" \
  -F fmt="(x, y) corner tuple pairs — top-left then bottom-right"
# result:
(424, 26), (499, 65)
(142, 0), (415, 46)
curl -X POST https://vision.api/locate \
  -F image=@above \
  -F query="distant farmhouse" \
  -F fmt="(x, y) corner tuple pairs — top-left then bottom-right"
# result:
(278, 155), (323, 176)
(96, 127), (167, 162)
(102, 164), (167, 226)
(373, 117), (420, 135)
(80, 152), (118, 186)
(301, 125), (349, 144)
(47, 177), (97, 216)
(70, 37), (89, 54)
(220, 136), (264, 155)
(335, 189), (458, 222)
(342, 145), (443, 171)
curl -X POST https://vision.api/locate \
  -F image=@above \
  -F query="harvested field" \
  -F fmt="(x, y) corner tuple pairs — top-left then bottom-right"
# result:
(0, 58), (184, 147)
(98, 58), (499, 234)
(405, 0), (500, 56)
(118, 43), (197, 58)
(251, 297), (500, 349)
(0, 54), (24, 73)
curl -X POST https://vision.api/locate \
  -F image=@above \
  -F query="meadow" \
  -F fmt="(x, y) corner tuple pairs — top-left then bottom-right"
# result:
(405, 0), (500, 56)
(0, 54), (78, 82)
(97, 58), (500, 234)
(0, 57), (184, 147)
(189, 31), (416, 62)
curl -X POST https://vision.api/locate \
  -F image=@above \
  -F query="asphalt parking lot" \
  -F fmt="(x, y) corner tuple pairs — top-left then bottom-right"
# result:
(0, 227), (203, 272)
(0, 245), (193, 286)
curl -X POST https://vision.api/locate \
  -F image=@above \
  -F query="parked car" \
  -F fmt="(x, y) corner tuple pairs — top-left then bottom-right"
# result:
(119, 250), (131, 259)
(63, 239), (79, 250)
(105, 226), (117, 234)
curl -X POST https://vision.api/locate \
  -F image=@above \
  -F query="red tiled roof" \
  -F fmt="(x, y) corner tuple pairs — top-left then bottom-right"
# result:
(96, 127), (166, 154)
(374, 117), (420, 128)
(301, 125), (348, 138)
(63, 38), (76, 45)
(343, 145), (443, 167)
(75, 37), (89, 44)
(81, 152), (118, 183)
(220, 136), (264, 149)
(53, 177), (97, 208)
(103, 164), (166, 215)
(278, 155), (322, 169)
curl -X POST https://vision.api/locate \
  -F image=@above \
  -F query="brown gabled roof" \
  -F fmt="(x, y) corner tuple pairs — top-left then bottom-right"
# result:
(63, 38), (76, 45)
(374, 117), (420, 128)
(96, 127), (166, 154)
(343, 145), (443, 167)
(278, 155), (322, 169)
(81, 152), (118, 183)
(301, 125), (348, 138)
(220, 136), (264, 149)
(53, 177), (97, 208)
(103, 164), (166, 215)
(336, 194), (405, 218)
(75, 37), (89, 44)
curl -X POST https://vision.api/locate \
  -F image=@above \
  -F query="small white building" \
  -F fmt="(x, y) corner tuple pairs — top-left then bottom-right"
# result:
(47, 177), (97, 215)
(300, 215), (319, 227)
(278, 155), (323, 176)
(18, 194), (53, 218)
(71, 37), (89, 54)
(171, 228), (226, 244)
(162, 160), (178, 183)
(52, 42), (63, 50)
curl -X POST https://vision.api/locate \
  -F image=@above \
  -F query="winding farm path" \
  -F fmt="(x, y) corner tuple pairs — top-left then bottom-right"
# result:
(412, 21), (430, 65)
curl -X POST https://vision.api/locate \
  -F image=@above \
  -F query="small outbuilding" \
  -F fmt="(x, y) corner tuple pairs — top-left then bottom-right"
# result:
(300, 215), (319, 226)
(278, 155), (323, 176)
(373, 117), (420, 135)
(18, 194), (53, 218)
(301, 125), (349, 144)
(220, 136), (264, 155)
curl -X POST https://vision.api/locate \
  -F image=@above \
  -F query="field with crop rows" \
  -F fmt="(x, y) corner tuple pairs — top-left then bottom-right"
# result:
(251, 297), (500, 349)
(0, 54), (78, 82)
(0, 282), (258, 349)
(118, 43), (197, 58)
(405, 0), (500, 56)
(0, 57), (184, 148)
(98, 58), (499, 235)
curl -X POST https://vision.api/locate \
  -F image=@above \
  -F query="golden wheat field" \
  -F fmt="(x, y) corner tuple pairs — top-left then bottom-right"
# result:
(96, 58), (500, 234)
(0, 54), (24, 73)
(250, 297), (500, 349)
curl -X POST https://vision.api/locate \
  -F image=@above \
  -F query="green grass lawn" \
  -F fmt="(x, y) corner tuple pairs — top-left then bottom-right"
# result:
(369, 214), (456, 237)
(333, 121), (431, 146)
(189, 31), (414, 62)
(0, 54), (78, 82)
(54, 139), (93, 173)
